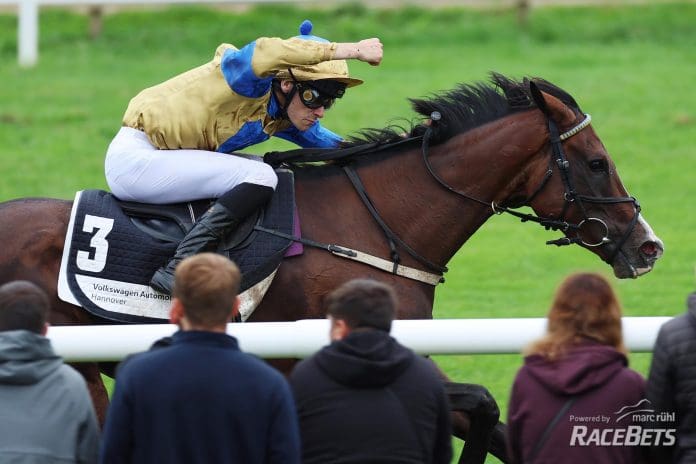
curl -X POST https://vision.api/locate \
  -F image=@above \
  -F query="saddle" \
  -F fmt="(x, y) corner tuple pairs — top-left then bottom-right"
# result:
(119, 197), (257, 250)
(57, 170), (300, 323)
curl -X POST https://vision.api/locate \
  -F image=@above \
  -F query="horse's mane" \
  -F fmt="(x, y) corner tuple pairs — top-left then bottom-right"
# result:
(344, 72), (582, 147)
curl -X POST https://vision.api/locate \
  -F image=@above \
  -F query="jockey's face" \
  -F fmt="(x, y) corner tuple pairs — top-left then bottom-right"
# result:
(280, 80), (327, 132)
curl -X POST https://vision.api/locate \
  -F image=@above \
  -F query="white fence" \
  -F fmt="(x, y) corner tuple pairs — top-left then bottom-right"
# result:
(47, 316), (671, 362)
(0, 0), (316, 67)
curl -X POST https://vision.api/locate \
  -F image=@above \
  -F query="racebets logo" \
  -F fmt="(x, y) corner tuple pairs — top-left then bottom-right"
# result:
(569, 399), (676, 447)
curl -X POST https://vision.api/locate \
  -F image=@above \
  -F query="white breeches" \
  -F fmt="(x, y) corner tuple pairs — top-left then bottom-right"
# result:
(105, 127), (278, 204)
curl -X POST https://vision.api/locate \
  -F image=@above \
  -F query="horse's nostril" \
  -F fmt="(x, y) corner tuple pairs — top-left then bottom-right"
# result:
(640, 241), (661, 257)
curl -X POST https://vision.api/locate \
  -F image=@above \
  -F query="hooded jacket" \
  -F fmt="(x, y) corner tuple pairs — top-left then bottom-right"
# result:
(507, 342), (646, 464)
(646, 292), (696, 463)
(0, 330), (100, 464)
(289, 330), (452, 464)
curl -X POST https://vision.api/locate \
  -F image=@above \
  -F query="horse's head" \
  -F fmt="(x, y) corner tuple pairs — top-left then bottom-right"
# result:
(523, 81), (663, 278)
(337, 74), (662, 280)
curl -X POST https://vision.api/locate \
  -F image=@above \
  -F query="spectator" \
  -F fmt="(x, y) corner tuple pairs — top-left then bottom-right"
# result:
(0, 280), (99, 463)
(645, 288), (696, 463)
(507, 272), (646, 464)
(289, 279), (452, 464)
(100, 253), (300, 464)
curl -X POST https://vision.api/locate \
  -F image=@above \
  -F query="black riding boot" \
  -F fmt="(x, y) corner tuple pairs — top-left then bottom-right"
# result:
(149, 183), (274, 294)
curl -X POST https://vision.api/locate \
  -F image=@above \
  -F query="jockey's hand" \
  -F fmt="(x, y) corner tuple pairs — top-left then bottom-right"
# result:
(356, 38), (383, 66)
(335, 39), (383, 66)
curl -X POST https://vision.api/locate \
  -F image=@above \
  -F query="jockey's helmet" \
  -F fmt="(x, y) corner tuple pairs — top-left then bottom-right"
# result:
(275, 20), (363, 97)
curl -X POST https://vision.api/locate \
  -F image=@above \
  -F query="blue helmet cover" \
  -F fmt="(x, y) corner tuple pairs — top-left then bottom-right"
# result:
(295, 20), (329, 43)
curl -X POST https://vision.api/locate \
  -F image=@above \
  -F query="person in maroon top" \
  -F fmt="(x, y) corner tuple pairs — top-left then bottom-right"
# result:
(507, 272), (651, 464)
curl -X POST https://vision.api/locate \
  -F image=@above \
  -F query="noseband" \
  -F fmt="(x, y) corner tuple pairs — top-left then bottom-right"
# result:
(422, 111), (642, 265)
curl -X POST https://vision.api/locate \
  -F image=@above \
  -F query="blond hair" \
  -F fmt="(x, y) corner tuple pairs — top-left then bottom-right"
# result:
(172, 253), (240, 328)
(525, 272), (626, 360)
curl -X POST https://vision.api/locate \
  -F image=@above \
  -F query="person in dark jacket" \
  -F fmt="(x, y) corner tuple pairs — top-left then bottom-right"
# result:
(100, 253), (300, 464)
(289, 279), (452, 464)
(0, 280), (100, 464)
(646, 290), (696, 463)
(507, 272), (648, 464)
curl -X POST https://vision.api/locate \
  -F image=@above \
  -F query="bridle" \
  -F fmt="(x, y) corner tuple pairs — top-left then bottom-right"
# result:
(261, 102), (642, 283)
(421, 110), (642, 266)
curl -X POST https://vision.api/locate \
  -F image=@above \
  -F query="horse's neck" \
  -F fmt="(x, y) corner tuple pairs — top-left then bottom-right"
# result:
(293, 111), (546, 271)
(434, 111), (548, 205)
(350, 112), (547, 267)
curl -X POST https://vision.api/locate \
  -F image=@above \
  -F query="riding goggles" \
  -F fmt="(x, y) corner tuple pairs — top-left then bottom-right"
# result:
(296, 83), (337, 110)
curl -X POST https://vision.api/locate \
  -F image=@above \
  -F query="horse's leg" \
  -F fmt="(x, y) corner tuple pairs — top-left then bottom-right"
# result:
(71, 362), (110, 425)
(265, 358), (300, 376)
(0, 200), (112, 426)
(46, 284), (112, 425)
(490, 423), (509, 463)
(50, 300), (112, 426)
(445, 382), (508, 464)
(425, 355), (507, 463)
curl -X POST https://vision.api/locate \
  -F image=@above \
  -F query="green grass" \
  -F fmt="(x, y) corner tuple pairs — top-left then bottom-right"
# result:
(1, 3), (695, 462)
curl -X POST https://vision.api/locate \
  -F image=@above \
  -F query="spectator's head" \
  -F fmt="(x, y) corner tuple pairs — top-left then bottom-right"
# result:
(526, 272), (626, 360)
(325, 279), (396, 340)
(170, 253), (241, 331)
(0, 280), (50, 335)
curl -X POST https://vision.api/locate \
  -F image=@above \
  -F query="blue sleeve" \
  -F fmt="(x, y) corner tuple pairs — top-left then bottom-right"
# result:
(221, 41), (273, 98)
(99, 373), (134, 464)
(275, 121), (343, 148)
(267, 379), (302, 464)
(217, 120), (269, 153)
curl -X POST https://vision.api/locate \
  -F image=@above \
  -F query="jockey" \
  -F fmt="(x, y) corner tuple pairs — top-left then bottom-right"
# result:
(104, 20), (383, 294)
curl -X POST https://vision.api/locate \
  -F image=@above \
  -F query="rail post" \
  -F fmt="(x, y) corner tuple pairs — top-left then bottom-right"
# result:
(18, 0), (39, 67)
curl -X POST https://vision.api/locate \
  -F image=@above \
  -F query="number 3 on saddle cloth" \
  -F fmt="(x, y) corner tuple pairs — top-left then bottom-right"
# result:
(57, 170), (300, 323)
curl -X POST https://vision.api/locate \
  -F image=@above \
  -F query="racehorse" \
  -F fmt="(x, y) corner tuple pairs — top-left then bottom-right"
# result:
(0, 73), (663, 463)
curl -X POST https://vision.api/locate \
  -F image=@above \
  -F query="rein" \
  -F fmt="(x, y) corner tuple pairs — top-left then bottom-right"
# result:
(421, 111), (641, 265)
(263, 136), (446, 286)
(261, 106), (640, 284)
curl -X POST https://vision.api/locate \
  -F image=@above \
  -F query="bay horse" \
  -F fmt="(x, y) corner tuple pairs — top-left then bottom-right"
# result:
(0, 73), (663, 463)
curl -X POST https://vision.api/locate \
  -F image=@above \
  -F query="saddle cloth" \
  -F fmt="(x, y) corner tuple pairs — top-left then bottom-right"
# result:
(57, 170), (299, 323)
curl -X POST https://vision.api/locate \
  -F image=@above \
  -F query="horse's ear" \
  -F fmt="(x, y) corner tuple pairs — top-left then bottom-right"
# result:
(529, 81), (576, 126)
(529, 81), (551, 117)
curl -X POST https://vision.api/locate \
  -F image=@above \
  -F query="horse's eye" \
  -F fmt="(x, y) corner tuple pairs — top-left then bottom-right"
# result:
(589, 159), (608, 172)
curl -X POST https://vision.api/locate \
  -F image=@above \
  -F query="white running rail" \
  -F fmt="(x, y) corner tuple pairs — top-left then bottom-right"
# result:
(47, 317), (671, 361)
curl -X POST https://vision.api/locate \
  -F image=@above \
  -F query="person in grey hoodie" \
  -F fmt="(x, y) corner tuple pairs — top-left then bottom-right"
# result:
(507, 272), (650, 464)
(0, 280), (100, 464)
(646, 289), (696, 463)
(289, 279), (452, 464)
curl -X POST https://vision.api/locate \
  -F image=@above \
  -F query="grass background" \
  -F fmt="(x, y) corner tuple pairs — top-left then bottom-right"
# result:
(1, 3), (695, 462)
